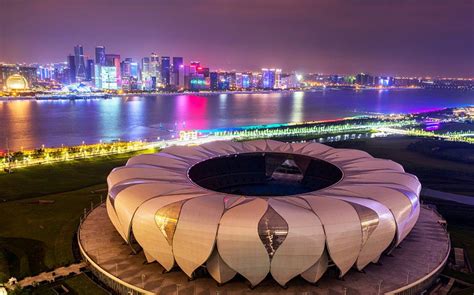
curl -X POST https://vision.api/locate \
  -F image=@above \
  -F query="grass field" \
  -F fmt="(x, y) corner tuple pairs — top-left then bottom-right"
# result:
(0, 151), (146, 293)
(0, 150), (152, 202)
(0, 136), (473, 294)
(326, 136), (474, 196)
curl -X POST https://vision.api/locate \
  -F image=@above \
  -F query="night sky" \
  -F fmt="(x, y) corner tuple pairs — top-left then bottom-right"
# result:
(1, 0), (473, 77)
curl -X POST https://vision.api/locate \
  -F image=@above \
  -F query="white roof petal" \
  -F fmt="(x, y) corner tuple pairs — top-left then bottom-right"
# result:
(269, 199), (325, 286)
(217, 198), (270, 286)
(173, 195), (226, 277)
(302, 194), (362, 276)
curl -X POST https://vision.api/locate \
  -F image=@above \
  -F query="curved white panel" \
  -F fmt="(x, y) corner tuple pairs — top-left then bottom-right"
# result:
(173, 195), (225, 277)
(341, 159), (404, 173)
(274, 196), (312, 209)
(323, 147), (371, 158)
(217, 198), (270, 286)
(206, 247), (237, 284)
(300, 142), (333, 157)
(301, 194), (362, 276)
(344, 172), (421, 195)
(143, 250), (154, 263)
(131, 193), (204, 271)
(107, 166), (186, 188)
(288, 142), (312, 153)
(200, 140), (245, 155)
(264, 139), (286, 151)
(269, 199), (325, 286)
(126, 154), (189, 169)
(301, 250), (328, 283)
(327, 185), (415, 246)
(241, 139), (268, 152)
(160, 145), (211, 161)
(113, 182), (196, 241)
(333, 196), (396, 270)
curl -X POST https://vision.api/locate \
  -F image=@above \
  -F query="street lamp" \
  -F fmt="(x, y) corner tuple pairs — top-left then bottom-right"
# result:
(141, 274), (146, 288)
(377, 280), (383, 295)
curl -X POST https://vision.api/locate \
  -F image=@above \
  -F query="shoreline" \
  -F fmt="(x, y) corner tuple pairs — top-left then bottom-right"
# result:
(0, 86), (428, 101)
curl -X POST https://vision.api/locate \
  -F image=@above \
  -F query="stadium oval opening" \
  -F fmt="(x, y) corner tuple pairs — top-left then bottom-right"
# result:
(188, 152), (343, 197)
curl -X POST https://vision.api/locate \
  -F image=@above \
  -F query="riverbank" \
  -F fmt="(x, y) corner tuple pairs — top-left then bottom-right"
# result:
(0, 86), (427, 101)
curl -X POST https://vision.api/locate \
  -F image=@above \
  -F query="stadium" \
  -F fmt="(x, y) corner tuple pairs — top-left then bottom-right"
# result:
(79, 140), (450, 294)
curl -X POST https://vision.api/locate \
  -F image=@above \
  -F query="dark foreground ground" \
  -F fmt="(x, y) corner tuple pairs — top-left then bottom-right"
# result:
(0, 136), (473, 294)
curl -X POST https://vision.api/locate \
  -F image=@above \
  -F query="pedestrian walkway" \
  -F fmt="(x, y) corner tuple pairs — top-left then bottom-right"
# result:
(17, 262), (86, 288)
(422, 188), (474, 206)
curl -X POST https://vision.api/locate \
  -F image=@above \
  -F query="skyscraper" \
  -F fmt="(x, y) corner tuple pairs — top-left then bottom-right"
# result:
(67, 55), (76, 84)
(105, 54), (121, 87)
(150, 53), (161, 86)
(210, 72), (219, 91)
(94, 46), (106, 88)
(85, 59), (94, 82)
(262, 68), (276, 89)
(161, 56), (171, 86)
(172, 57), (183, 87)
(95, 46), (106, 66)
(274, 69), (282, 89)
(120, 58), (135, 90)
(74, 45), (86, 82)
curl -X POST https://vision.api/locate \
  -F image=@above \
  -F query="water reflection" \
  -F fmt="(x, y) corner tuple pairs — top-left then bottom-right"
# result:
(291, 91), (304, 123)
(99, 97), (122, 141)
(0, 89), (471, 150)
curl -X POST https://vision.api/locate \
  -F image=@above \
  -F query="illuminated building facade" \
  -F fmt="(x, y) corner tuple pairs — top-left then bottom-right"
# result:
(105, 54), (121, 88)
(150, 53), (161, 88)
(85, 59), (94, 82)
(101, 66), (118, 90)
(95, 46), (106, 66)
(161, 56), (171, 86)
(74, 45), (87, 82)
(262, 68), (276, 89)
(172, 57), (184, 88)
(67, 55), (76, 84)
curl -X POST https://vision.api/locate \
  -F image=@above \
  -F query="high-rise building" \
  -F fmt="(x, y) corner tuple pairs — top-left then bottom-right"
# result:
(120, 58), (139, 90)
(150, 53), (161, 86)
(235, 73), (243, 89)
(172, 57), (183, 87)
(130, 62), (139, 79)
(67, 55), (76, 84)
(85, 59), (94, 82)
(161, 56), (171, 86)
(105, 54), (121, 87)
(274, 69), (282, 89)
(210, 72), (219, 91)
(101, 66), (118, 90)
(94, 64), (102, 89)
(355, 73), (375, 86)
(52, 62), (69, 84)
(74, 45), (86, 82)
(95, 46), (106, 66)
(141, 57), (151, 90)
(262, 68), (276, 89)
(242, 73), (251, 89)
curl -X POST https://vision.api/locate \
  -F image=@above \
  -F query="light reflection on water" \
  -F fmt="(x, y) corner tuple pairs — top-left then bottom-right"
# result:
(0, 89), (472, 150)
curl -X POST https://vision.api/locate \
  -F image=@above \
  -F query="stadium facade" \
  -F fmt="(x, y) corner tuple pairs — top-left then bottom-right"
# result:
(105, 140), (421, 287)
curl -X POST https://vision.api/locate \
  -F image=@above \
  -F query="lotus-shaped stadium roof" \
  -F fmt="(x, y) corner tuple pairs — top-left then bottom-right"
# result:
(106, 139), (421, 287)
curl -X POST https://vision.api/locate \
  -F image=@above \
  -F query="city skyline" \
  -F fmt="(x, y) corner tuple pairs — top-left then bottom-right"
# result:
(1, 0), (473, 77)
